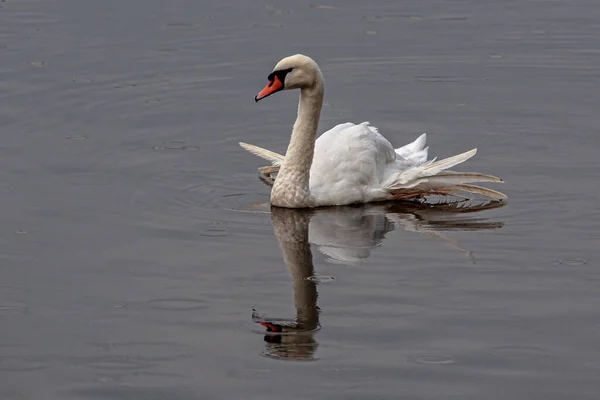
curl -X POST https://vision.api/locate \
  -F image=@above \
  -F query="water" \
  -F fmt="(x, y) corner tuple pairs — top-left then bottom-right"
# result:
(1, 0), (600, 398)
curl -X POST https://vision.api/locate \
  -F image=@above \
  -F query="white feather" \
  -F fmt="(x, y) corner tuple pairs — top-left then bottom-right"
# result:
(450, 184), (508, 201)
(239, 142), (284, 166)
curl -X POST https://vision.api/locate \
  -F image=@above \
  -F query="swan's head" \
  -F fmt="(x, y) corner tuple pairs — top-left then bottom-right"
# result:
(255, 54), (323, 102)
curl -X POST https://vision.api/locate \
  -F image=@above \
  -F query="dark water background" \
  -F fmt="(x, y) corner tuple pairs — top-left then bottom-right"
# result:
(1, 0), (599, 399)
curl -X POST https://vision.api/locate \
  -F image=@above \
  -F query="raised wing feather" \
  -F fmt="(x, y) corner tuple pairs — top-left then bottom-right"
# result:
(383, 148), (477, 189)
(239, 142), (284, 166)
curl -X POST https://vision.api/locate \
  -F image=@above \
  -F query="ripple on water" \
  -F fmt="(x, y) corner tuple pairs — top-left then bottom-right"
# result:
(226, 368), (274, 379)
(0, 301), (28, 316)
(408, 353), (456, 365)
(132, 169), (264, 220)
(554, 258), (587, 266)
(488, 345), (553, 360)
(260, 345), (320, 362)
(0, 391), (26, 400)
(152, 141), (200, 151)
(148, 298), (208, 311)
(429, 297), (508, 313)
(396, 277), (447, 289)
(69, 356), (152, 371)
(90, 341), (197, 362)
(0, 357), (48, 372)
(66, 134), (87, 140)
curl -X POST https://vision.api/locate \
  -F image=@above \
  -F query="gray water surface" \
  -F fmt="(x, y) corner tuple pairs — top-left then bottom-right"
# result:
(2, 0), (600, 399)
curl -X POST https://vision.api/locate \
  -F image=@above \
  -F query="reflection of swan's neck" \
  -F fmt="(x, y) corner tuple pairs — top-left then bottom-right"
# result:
(271, 82), (324, 208)
(271, 208), (319, 329)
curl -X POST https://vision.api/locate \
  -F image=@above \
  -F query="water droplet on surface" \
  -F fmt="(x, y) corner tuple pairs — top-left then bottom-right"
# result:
(305, 275), (335, 283)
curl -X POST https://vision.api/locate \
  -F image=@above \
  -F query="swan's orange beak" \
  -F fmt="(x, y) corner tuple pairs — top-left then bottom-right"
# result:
(255, 75), (283, 102)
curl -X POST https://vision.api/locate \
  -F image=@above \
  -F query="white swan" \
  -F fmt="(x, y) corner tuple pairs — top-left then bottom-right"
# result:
(240, 54), (506, 208)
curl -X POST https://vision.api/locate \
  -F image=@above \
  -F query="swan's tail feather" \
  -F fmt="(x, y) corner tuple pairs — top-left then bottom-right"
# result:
(417, 148), (478, 176)
(384, 148), (505, 201)
(409, 172), (504, 188)
(448, 184), (508, 201)
(388, 181), (507, 201)
(437, 171), (504, 182)
(239, 142), (284, 166)
(383, 149), (478, 189)
(389, 185), (506, 202)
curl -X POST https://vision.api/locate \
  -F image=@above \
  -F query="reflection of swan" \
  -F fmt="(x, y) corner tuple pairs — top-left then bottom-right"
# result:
(307, 205), (394, 264)
(240, 54), (506, 208)
(310, 201), (505, 264)
(253, 201), (504, 360)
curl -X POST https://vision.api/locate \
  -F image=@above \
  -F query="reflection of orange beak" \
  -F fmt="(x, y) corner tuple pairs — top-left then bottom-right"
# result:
(260, 322), (283, 332)
(255, 75), (283, 102)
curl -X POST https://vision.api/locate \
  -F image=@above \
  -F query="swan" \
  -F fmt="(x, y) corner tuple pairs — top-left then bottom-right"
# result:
(240, 54), (506, 208)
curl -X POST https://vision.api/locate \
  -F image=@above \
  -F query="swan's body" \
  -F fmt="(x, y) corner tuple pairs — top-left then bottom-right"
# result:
(294, 121), (428, 206)
(241, 54), (506, 208)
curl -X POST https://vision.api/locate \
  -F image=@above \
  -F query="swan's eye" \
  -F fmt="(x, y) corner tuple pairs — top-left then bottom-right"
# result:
(267, 68), (294, 85)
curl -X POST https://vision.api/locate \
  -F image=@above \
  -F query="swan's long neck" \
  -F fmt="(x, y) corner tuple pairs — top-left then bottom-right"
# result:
(271, 82), (323, 208)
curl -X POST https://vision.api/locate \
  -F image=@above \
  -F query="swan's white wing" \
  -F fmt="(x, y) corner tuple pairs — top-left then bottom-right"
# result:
(309, 122), (397, 204)
(394, 133), (429, 168)
(314, 121), (396, 165)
